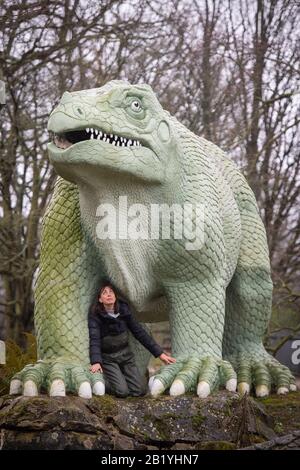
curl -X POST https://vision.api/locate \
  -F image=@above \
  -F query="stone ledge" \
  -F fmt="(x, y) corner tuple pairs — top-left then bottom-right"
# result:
(242, 431), (300, 450)
(0, 391), (299, 450)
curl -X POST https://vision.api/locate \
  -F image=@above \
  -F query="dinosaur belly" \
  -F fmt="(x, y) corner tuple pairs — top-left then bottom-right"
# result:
(99, 238), (159, 306)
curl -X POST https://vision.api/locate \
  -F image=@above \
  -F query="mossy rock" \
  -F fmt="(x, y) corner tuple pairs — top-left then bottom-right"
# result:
(1, 391), (299, 450)
(196, 440), (236, 450)
(257, 391), (300, 437)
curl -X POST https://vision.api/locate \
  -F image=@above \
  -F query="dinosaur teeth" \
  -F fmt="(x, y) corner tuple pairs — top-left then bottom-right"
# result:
(84, 127), (141, 147)
(53, 128), (143, 148)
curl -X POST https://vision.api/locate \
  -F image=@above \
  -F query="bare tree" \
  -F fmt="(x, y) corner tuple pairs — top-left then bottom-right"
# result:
(0, 0), (299, 345)
(0, 0), (169, 342)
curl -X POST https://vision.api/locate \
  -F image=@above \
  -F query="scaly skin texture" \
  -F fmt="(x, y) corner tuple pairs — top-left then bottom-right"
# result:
(10, 80), (296, 398)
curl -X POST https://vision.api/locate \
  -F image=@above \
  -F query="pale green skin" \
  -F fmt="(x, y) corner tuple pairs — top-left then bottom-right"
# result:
(11, 80), (295, 397)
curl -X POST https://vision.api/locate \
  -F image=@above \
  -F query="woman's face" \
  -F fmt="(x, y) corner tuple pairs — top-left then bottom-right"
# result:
(99, 286), (116, 305)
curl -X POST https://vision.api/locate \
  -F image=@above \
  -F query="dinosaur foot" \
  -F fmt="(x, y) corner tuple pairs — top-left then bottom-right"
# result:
(9, 360), (105, 398)
(149, 356), (237, 398)
(226, 352), (297, 397)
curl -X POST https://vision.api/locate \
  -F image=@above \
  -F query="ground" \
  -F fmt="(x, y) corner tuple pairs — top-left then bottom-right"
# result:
(0, 391), (299, 450)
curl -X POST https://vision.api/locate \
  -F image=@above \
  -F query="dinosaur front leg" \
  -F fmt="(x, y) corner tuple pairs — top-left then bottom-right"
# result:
(149, 279), (237, 397)
(10, 178), (105, 398)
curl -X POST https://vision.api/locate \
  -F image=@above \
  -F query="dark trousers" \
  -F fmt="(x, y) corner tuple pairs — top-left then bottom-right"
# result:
(101, 333), (148, 398)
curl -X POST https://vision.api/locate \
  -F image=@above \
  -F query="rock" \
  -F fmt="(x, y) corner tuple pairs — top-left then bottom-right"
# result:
(242, 431), (300, 450)
(0, 391), (298, 450)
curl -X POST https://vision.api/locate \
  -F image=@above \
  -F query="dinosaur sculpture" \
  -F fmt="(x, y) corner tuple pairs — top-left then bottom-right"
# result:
(10, 80), (296, 399)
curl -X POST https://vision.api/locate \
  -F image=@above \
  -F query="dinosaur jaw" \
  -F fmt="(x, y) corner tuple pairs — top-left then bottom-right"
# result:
(48, 119), (163, 185)
(50, 127), (143, 150)
(47, 139), (163, 186)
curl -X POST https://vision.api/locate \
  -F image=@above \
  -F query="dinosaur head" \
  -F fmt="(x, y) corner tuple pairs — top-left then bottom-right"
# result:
(47, 80), (176, 186)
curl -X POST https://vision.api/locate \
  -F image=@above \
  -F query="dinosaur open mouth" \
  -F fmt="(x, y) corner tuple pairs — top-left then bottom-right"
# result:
(51, 127), (142, 150)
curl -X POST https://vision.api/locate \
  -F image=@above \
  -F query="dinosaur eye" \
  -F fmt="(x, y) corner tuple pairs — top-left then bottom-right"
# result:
(130, 99), (142, 112)
(125, 97), (145, 119)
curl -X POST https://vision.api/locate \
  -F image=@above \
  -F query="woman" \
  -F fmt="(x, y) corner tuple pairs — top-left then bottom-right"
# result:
(88, 282), (176, 397)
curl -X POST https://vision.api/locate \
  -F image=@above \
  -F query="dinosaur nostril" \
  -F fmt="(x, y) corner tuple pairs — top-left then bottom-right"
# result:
(72, 104), (85, 118)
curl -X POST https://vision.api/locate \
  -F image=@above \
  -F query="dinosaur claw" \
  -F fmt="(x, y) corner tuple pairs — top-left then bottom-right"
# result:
(255, 384), (269, 397)
(78, 381), (92, 398)
(197, 381), (210, 398)
(225, 378), (237, 392)
(150, 378), (165, 397)
(148, 375), (156, 389)
(237, 382), (250, 395)
(169, 379), (185, 396)
(23, 380), (38, 397)
(9, 379), (22, 395)
(92, 381), (105, 396)
(50, 379), (66, 397)
(277, 386), (289, 395)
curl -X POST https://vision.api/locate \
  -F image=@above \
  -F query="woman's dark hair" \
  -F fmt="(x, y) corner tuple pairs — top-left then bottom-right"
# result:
(90, 281), (120, 315)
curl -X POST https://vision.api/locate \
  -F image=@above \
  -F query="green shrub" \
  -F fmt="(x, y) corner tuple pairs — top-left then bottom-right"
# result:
(0, 333), (37, 396)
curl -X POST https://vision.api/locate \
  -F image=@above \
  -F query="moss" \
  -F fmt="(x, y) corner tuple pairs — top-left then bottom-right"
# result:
(257, 391), (300, 436)
(161, 412), (179, 420)
(192, 413), (206, 428)
(136, 413), (172, 441)
(273, 421), (284, 434)
(143, 414), (152, 422)
(94, 395), (116, 414)
(197, 440), (236, 450)
(248, 434), (266, 444)
(140, 430), (152, 441)
(152, 418), (170, 441)
(84, 394), (118, 420)
(156, 421), (170, 441)
(144, 411), (181, 423)
(258, 392), (299, 407)
(224, 403), (233, 417)
(9, 397), (50, 417)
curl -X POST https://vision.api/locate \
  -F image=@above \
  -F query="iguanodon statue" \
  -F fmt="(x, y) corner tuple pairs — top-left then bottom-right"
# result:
(10, 80), (296, 399)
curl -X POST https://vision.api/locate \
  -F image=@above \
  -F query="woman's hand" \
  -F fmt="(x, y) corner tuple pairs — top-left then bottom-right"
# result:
(90, 363), (103, 373)
(159, 352), (177, 365)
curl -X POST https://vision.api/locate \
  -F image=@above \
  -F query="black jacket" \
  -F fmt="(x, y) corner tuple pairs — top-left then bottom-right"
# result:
(88, 300), (163, 364)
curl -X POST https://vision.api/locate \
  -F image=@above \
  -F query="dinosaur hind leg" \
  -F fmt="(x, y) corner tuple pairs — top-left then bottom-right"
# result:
(223, 198), (296, 396)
